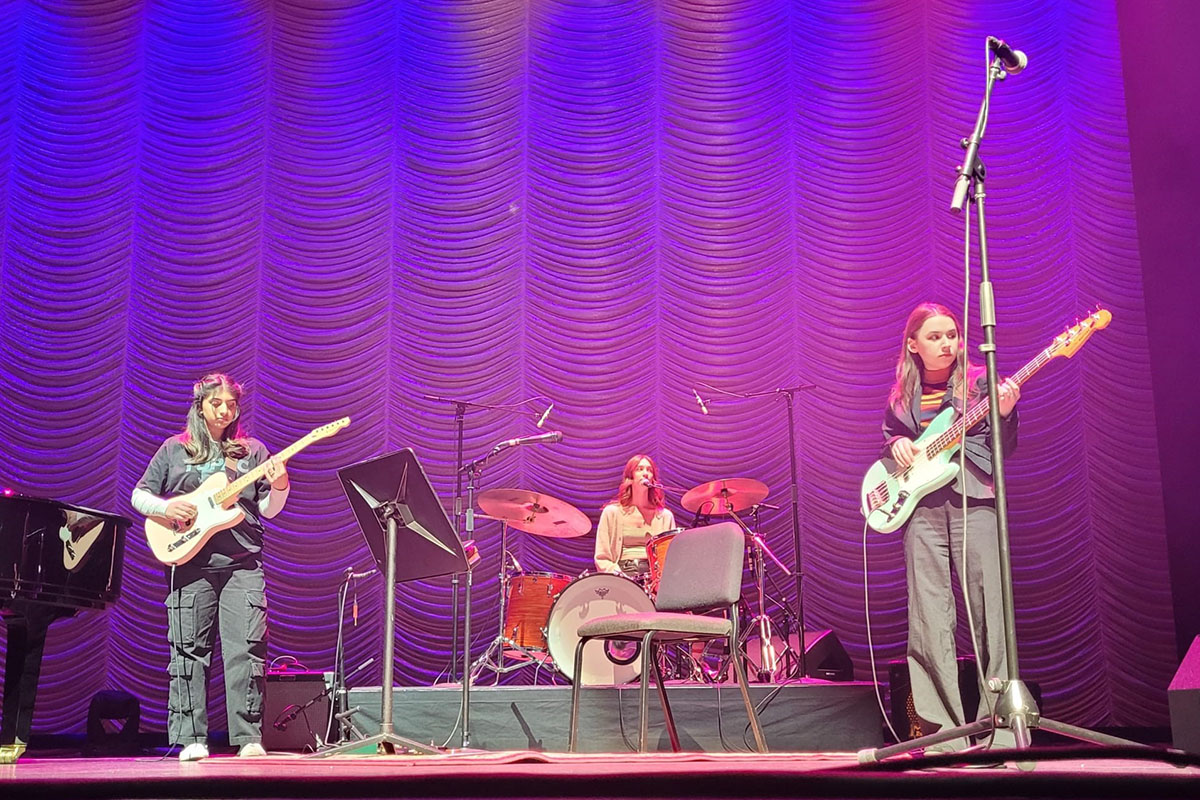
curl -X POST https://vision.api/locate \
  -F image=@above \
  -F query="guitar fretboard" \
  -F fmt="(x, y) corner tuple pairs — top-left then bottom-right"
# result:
(924, 347), (1051, 458)
(212, 434), (314, 505)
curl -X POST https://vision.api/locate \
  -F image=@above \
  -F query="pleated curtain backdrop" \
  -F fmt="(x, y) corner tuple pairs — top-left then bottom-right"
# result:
(0, 0), (1173, 735)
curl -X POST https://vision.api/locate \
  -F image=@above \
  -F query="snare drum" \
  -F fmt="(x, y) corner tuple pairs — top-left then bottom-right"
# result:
(646, 528), (684, 596)
(504, 572), (573, 655)
(546, 572), (655, 685)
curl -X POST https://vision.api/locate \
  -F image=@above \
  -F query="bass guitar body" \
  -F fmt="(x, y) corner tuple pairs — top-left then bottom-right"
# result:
(860, 407), (961, 534)
(145, 472), (245, 566)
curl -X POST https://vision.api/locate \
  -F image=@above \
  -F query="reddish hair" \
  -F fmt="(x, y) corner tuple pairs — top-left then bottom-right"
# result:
(613, 453), (665, 509)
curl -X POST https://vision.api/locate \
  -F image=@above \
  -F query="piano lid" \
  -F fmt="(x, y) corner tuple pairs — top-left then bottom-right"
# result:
(0, 493), (130, 612)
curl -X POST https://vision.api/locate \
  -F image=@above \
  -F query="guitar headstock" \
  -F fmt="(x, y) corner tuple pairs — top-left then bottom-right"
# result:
(309, 417), (351, 442)
(1047, 308), (1112, 360)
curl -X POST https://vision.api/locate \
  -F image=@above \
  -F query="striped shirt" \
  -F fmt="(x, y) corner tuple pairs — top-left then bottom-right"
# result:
(919, 381), (948, 429)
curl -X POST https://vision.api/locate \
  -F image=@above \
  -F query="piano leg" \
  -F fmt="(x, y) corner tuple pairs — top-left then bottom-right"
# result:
(2, 605), (63, 757)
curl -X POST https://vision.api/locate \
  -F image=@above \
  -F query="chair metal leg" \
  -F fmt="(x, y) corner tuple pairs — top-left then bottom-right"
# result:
(651, 639), (680, 752)
(729, 610), (767, 752)
(637, 632), (655, 752)
(568, 636), (589, 752)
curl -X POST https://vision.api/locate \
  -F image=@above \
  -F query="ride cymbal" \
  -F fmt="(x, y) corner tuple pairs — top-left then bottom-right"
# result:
(680, 478), (769, 515)
(477, 488), (592, 538)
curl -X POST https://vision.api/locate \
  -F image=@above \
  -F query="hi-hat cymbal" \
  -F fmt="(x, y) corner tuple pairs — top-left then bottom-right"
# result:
(680, 478), (769, 515)
(477, 488), (592, 538)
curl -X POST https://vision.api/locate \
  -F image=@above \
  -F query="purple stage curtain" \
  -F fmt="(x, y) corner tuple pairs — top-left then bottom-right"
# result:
(0, 0), (1172, 735)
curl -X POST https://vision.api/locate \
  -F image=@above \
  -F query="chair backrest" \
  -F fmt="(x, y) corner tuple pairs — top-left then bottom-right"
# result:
(654, 521), (745, 613)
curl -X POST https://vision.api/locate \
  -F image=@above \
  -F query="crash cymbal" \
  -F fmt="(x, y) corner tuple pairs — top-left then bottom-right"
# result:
(477, 488), (592, 538)
(680, 478), (769, 515)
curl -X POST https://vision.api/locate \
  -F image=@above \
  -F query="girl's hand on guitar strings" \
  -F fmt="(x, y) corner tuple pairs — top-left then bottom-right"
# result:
(164, 498), (196, 527)
(890, 438), (917, 468)
(997, 378), (1020, 418)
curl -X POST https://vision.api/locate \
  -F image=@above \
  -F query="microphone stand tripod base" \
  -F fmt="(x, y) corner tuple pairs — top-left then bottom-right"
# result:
(856, 678), (1149, 768)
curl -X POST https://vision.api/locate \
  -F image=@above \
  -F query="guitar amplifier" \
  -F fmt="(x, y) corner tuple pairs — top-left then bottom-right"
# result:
(263, 670), (332, 752)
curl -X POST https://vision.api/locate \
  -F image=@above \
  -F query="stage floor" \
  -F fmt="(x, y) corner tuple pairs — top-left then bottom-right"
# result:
(4, 747), (1200, 800)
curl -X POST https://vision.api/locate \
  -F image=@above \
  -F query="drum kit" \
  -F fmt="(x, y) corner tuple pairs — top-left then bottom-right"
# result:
(469, 477), (796, 686)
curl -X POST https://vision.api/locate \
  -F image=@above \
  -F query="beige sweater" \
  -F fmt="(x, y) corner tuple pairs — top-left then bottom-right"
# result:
(593, 502), (676, 573)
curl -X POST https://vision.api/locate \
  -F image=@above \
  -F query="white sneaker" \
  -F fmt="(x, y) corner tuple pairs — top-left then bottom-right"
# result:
(237, 742), (266, 758)
(178, 742), (209, 762)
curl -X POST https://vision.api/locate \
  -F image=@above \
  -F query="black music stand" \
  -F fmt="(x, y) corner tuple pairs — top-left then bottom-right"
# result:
(313, 448), (468, 757)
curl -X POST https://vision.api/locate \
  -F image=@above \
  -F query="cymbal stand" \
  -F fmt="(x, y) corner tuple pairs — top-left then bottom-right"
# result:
(695, 381), (815, 677)
(468, 520), (546, 682)
(728, 501), (792, 682)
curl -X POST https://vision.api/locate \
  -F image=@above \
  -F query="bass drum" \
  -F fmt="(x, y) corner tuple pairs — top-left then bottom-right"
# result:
(546, 572), (655, 685)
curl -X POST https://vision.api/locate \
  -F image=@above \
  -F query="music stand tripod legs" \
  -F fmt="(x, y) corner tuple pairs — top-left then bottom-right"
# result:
(314, 509), (437, 756)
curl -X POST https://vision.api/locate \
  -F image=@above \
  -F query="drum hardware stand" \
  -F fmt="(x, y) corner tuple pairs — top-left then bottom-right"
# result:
(861, 39), (1147, 764)
(726, 501), (792, 683)
(695, 382), (815, 678)
(468, 520), (550, 682)
(763, 568), (804, 679)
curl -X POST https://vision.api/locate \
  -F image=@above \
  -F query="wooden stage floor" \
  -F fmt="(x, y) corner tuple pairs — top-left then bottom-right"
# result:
(3, 746), (1200, 800)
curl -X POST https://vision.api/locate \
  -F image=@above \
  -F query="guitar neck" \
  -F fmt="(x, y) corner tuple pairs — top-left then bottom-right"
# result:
(213, 435), (313, 505)
(926, 347), (1051, 457)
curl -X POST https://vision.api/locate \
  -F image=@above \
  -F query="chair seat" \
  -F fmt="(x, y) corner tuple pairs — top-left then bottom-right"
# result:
(577, 611), (732, 638)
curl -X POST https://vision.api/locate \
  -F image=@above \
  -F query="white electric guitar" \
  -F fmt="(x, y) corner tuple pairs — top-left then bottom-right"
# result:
(144, 417), (350, 565)
(860, 309), (1111, 533)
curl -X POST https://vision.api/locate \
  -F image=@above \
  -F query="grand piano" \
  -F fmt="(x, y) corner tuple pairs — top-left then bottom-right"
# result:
(0, 491), (129, 760)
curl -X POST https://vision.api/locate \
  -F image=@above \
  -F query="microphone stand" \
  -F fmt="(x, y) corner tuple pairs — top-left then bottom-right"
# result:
(422, 392), (551, 749)
(696, 382), (814, 679)
(861, 45), (1146, 764)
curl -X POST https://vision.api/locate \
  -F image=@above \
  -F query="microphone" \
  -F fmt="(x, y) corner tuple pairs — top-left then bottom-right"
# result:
(535, 402), (554, 428)
(494, 431), (564, 450)
(639, 478), (664, 490)
(344, 567), (378, 581)
(987, 36), (1027, 74)
(692, 388), (709, 415)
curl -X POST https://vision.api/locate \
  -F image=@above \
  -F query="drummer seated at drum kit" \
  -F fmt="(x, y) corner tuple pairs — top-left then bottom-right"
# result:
(593, 454), (677, 581)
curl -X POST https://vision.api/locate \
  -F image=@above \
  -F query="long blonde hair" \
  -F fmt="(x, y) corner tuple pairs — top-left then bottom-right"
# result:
(181, 373), (249, 464)
(888, 303), (981, 412)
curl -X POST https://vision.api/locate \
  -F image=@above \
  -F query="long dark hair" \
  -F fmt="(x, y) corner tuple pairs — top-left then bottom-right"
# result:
(181, 373), (249, 464)
(612, 454), (665, 509)
(888, 302), (982, 412)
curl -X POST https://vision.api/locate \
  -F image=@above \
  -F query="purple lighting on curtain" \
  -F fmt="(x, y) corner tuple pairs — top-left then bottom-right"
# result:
(0, 0), (1173, 736)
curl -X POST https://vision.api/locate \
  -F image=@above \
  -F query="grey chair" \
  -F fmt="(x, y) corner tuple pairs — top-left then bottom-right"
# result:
(567, 521), (767, 752)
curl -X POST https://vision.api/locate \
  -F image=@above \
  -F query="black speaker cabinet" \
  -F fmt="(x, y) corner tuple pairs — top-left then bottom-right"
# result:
(1169, 636), (1200, 754)
(745, 628), (855, 681)
(263, 670), (331, 752)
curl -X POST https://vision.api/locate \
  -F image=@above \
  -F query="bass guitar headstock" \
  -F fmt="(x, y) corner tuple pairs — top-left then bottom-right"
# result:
(1047, 307), (1111, 360)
